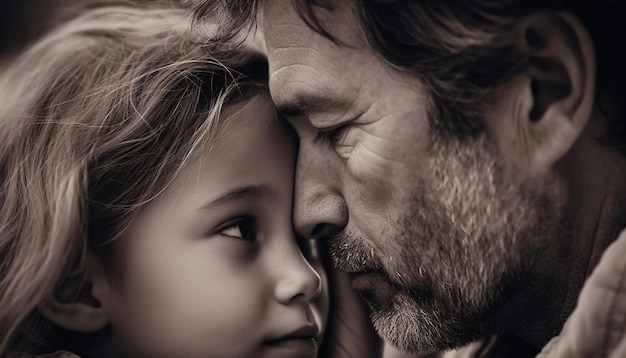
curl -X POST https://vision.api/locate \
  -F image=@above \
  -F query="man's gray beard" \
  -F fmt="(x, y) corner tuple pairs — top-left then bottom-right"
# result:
(330, 134), (566, 354)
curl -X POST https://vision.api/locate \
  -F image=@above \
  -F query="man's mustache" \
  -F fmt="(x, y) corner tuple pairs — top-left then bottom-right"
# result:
(326, 231), (384, 273)
(326, 230), (432, 302)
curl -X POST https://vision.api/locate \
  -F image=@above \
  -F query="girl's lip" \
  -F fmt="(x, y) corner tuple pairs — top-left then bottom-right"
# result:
(265, 336), (317, 347)
(264, 324), (320, 344)
(263, 337), (318, 358)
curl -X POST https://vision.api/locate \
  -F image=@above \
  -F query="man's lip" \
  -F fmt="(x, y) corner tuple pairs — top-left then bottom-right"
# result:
(351, 271), (396, 311)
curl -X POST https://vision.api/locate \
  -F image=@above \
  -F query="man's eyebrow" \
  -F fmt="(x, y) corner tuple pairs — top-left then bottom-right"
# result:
(198, 185), (276, 212)
(276, 93), (349, 118)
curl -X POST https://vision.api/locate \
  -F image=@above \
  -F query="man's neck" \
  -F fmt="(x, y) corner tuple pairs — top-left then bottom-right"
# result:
(566, 132), (626, 277)
(551, 134), (626, 337)
(497, 131), (626, 349)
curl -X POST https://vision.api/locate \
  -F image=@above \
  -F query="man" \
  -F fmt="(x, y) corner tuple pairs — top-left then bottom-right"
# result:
(195, 0), (625, 356)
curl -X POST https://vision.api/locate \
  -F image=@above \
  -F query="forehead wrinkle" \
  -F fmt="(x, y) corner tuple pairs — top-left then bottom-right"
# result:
(259, 0), (365, 48)
(258, 1), (314, 43)
(270, 62), (321, 77)
(268, 47), (338, 76)
(272, 45), (323, 56)
(267, 22), (323, 43)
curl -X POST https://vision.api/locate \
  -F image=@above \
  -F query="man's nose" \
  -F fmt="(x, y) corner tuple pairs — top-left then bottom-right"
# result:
(293, 143), (348, 240)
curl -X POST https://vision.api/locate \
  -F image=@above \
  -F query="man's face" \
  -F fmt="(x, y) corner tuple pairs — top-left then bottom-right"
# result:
(257, 0), (564, 353)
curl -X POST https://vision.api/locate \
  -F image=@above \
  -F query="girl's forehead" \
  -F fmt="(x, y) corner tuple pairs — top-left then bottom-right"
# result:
(192, 93), (276, 151)
(164, 95), (286, 183)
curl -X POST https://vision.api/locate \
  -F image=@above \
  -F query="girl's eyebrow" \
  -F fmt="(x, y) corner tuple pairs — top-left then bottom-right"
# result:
(198, 184), (277, 212)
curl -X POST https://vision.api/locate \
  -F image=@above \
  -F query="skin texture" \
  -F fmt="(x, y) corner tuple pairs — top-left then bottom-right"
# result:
(94, 97), (329, 358)
(251, 0), (600, 354)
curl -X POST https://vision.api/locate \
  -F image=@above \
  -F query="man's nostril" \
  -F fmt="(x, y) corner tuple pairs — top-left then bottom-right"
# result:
(311, 223), (342, 239)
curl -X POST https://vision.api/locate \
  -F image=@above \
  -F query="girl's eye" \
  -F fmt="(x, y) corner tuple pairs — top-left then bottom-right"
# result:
(217, 218), (256, 241)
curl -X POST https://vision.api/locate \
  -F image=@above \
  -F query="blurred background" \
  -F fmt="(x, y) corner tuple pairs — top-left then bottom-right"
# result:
(1, 0), (86, 64)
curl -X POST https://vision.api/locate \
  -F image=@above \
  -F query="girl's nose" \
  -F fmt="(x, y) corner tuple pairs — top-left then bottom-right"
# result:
(274, 248), (323, 304)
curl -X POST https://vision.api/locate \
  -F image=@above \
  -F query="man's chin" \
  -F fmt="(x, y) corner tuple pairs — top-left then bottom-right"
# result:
(368, 289), (482, 355)
(348, 269), (455, 353)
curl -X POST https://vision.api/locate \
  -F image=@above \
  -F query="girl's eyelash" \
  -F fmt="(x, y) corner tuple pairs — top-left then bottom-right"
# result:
(216, 217), (256, 241)
(313, 126), (346, 145)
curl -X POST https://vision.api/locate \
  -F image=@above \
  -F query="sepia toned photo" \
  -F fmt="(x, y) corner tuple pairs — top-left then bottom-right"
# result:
(1, 1), (624, 357)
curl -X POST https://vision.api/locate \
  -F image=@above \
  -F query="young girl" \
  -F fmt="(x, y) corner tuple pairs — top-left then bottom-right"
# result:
(0, 5), (329, 357)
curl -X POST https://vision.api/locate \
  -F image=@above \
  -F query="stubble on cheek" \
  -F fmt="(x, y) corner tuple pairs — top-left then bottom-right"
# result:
(396, 136), (532, 305)
(325, 127), (566, 353)
(368, 134), (566, 353)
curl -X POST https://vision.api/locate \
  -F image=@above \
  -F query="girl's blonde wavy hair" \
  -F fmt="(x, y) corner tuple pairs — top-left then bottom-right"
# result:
(0, 4), (267, 355)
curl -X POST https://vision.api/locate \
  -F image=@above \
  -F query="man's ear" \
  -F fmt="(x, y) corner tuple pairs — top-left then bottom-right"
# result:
(515, 11), (596, 173)
(39, 252), (111, 332)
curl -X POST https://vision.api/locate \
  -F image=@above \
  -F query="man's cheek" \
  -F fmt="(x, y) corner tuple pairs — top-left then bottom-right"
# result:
(347, 138), (397, 177)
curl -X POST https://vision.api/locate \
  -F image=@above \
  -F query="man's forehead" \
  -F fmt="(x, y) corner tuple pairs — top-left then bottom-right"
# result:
(250, 0), (371, 125)
(255, 0), (365, 52)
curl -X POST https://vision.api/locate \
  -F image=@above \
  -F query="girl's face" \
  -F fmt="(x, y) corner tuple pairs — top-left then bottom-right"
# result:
(101, 96), (328, 358)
